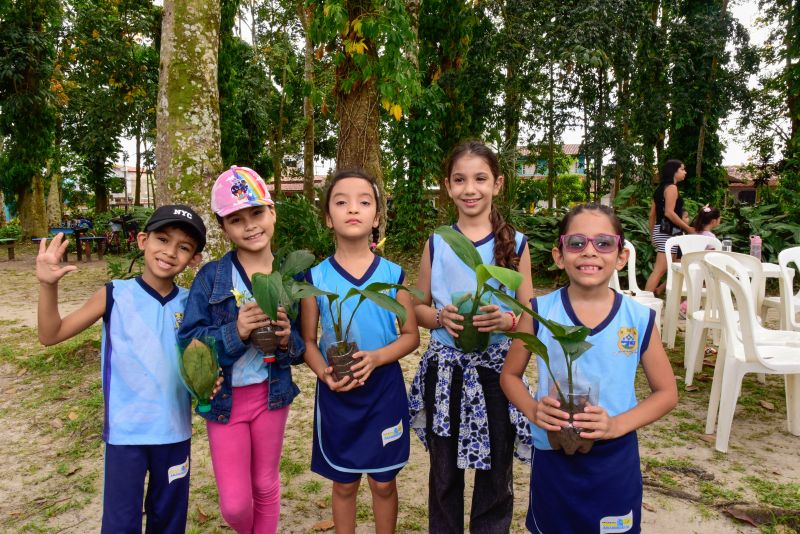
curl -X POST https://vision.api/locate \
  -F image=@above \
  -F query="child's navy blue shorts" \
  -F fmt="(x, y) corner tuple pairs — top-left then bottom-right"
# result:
(527, 432), (642, 533)
(101, 439), (190, 534)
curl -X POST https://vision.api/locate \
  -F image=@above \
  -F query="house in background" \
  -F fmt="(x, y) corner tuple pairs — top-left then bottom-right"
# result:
(724, 165), (779, 204)
(517, 144), (586, 178)
(109, 164), (153, 208)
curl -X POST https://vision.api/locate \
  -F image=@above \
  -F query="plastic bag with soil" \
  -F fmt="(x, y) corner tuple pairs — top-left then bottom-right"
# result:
(546, 380), (598, 455)
(451, 291), (490, 353)
(326, 341), (358, 382)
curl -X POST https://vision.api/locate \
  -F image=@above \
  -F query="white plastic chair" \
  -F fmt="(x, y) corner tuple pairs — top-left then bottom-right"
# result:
(703, 253), (800, 453)
(683, 251), (765, 386)
(609, 240), (655, 297)
(763, 246), (800, 330)
(663, 234), (722, 348)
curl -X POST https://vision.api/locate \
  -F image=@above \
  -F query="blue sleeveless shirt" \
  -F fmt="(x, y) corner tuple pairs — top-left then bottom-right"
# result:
(101, 277), (192, 445)
(529, 288), (656, 450)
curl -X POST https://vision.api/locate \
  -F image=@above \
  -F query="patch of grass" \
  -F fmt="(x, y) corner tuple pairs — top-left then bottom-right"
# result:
(746, 477), (800, 509)
(301, 479), (322, 494)
(658, 473), (678, 488)
(2, 327), (101, 373)
(677, 420), (704, 434)
(280, 457), (306, 479)
(698, 481), (741, 504)
(356, 500), (372, 521)
(642, 456), (696, 470)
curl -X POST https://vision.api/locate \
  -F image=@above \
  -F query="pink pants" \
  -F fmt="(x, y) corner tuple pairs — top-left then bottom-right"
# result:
(207, 382), (289, 534)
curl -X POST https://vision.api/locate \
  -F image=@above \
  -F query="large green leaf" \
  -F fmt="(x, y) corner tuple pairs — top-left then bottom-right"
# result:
(434, 226), (482, 270)
(251, 272), (283, 321)
(507, 331), (550, 364)
(357, 288), (409, 324)
(279, 249), (316, 278)
(362, 281), (425, 302)
(478, 264), (523, 292)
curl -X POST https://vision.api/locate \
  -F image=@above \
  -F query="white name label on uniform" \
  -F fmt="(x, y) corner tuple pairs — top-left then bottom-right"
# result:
(168, 456), (190, 483)
(600, 510), (633, 533)
(381, 420), (403, 447)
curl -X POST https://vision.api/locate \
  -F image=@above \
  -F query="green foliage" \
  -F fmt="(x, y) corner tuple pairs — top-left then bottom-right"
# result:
(513, 209), (564, 277)
(0, 220), (23, 240)
(179, 338), (220, 412)
(272, 195), (333, 259)
(251, 250), (330, 321)
(0, 0), (61, 199)
(716, 202), (800, 263)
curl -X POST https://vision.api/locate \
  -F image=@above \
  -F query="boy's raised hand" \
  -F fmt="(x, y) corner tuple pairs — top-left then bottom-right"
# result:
(36, 234), (77, 285)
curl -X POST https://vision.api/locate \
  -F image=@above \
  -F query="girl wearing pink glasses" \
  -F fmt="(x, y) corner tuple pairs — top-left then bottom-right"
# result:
(501, 203), (677, 533)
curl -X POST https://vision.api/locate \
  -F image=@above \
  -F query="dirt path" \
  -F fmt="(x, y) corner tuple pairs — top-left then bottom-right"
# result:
(1, 246), (796, 532)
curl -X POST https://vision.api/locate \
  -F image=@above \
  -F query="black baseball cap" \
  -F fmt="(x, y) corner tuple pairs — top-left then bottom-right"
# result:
(144, 204), (207, 253)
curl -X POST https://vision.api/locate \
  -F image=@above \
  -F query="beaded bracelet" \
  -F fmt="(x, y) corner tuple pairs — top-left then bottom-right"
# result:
(505, 311), (517, 331)
(434, 308), (442, 329)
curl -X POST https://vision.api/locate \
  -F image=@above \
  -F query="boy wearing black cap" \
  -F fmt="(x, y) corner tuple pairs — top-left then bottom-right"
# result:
(36, 205), (208, 534)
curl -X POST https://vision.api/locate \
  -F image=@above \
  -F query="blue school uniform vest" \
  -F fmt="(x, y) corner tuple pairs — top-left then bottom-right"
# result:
(101, 277), (192, 445)
(529, 288), (656, 451)
(307, 255), (409, 475)
(429, 227), (527, 348)
(229, 255), (271, 387)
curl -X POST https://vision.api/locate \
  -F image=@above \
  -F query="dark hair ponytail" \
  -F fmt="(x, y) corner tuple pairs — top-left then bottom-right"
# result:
(445, 140), (519, 270)
(691, 205), (721, 233)
(660, 159), (683, 185)
(490, 205), (518, 269)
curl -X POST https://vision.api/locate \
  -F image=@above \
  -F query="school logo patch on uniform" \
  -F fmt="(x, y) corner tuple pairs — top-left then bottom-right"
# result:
(174, 312), (184, 329)
(167, 456), (190, 483)
(600, 510), (633, 532)
(381, 420), (403, 447)
(617, 327), (638, 355)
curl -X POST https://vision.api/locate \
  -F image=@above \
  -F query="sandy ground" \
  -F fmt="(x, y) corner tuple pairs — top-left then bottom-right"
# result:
(0, 244), (797, 533)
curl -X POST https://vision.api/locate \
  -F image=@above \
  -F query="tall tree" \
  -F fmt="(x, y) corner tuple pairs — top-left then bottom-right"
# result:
(0, 0), (61, 237)
(311, 0), (419, 237)
(156, 0), (224, 254)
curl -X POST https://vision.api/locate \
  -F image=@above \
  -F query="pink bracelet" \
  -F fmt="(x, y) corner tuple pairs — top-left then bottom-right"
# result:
(505, 311), (517, 331)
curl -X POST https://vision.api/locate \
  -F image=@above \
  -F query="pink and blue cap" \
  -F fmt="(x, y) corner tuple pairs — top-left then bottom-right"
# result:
(211, 165), (273, 217)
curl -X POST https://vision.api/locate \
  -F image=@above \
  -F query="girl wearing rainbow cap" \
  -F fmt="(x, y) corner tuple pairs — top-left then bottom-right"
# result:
(179, 166), (303, 534)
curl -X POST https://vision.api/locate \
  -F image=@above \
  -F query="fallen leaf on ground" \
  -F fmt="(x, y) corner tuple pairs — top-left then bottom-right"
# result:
(759, 400), (775, 411)
(196, 506), (209, 524)
(50, 418), (63, 429)
(724, 506), (760, 527)
(700, 435), (715, 443)
(67, 412), (78, 421)
(312, 519), (335, 531)
(642, 502), (656, 512)
(702, 358), (715, 367)
(685, 385), (699, 392)
(315, 499), (327, 509)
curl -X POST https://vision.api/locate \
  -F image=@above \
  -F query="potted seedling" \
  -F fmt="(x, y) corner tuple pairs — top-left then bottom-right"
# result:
(320, 282), (423, 381)
(506, 316), (594, 455)
(434, 226), (524, 353)
(435, 226), (595, 454)
(178, 338), (220, 413)
(249, 249), (331, 363)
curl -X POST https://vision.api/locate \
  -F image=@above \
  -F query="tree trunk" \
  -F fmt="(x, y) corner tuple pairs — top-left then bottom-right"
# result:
(335, 0), (386, 238)
(134, 129), (142, 206)
(17, 175), (48, 238)
(547, 62), (556, 209)
(0, 191), (5, 225)
(156, 0), (223, 256)
(272, 64), (289, 198)
(298, 1), (316, 201)
(696, 0), (728, 195)
(46, 168), (62, 227)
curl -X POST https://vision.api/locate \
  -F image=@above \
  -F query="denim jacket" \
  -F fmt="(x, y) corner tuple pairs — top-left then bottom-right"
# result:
(178, 251), (303, 423)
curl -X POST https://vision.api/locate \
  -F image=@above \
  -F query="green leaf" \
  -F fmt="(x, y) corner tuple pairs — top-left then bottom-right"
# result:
(357, 288), (409, 325)
(480, 264), (523, 291)
(279, 250), (316, 278)
(251, 272), (283, 321)
(506, 331), (550, 364)
(434, 226), (481, 270)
